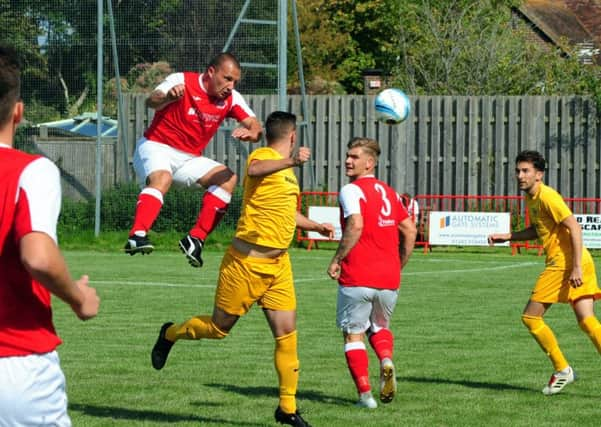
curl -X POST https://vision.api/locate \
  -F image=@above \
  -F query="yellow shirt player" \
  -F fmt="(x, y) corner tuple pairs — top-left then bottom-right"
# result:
(489, 150), (601, 396)
(150, 111), (334, 427)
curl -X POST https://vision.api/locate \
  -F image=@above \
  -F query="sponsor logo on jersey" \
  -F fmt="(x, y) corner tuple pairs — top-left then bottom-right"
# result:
(198, 112), (222, 123)
(378, 216), (396, 227)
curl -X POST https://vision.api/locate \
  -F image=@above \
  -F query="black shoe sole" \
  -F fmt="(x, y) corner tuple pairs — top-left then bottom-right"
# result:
(151, 322), (174, 370)
(274, 407), (311, 427)
(178, 241), (203, 267)
(124, 245), (154, 256)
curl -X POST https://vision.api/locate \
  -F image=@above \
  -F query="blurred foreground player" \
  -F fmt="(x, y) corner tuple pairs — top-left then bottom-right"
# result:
(0, 45), (100, 426)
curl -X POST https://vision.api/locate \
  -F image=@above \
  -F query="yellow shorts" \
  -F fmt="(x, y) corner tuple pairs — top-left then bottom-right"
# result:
(214, 246), (296, 316)
(531, 262), (601, 304)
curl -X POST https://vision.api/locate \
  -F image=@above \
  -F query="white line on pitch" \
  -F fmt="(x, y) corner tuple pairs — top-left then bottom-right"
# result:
(403, 262), (538, 276)
(90, 280), (215, 288)
(91, 262), (538, 288)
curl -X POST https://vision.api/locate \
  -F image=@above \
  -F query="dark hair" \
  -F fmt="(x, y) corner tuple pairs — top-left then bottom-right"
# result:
(0, 45), (21, 126)
(206, 52), (240, 71)
(347, 137), (381, 159)
(516, 150), (546, 172)
(265, 111), (296, 141)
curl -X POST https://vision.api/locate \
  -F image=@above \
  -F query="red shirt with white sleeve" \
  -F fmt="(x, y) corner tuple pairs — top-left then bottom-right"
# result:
(338, 176), (409, 290)
(144, 72), (255, 155)
(0, 145), (62, 356)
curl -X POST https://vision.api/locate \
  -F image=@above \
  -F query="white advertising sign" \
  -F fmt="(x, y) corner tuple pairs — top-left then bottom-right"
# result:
(576, 214), (601, 249)
(307, 206), (342, 240)
(429, 211), (511, 246)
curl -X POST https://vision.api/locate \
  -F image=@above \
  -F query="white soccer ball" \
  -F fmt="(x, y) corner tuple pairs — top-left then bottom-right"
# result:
(374, 88), (411, 124)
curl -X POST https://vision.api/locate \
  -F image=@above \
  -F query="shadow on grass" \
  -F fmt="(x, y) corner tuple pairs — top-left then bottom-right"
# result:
(70, 402), (265, 426)
(204, 383), (355, 405)
(400, 376), (533, 392)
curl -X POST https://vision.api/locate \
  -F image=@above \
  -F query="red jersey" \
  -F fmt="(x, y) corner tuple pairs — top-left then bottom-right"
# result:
(144, 72), (255, 155)
(0, 145), (62, 356)
(338, 176), (409, 290)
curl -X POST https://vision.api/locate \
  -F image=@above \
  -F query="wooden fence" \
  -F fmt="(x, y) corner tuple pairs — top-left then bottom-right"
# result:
(33, 94), (600, 200)
(123, 94), (600, 198)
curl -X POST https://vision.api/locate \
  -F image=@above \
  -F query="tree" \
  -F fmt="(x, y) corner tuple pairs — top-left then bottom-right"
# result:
(293, 0), (601, 97)
(294, 0), (401, 93)
(393, 0), (601, 96)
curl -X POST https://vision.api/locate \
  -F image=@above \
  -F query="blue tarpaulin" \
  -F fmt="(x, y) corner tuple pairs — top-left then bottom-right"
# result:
(38, 112), (117, 137)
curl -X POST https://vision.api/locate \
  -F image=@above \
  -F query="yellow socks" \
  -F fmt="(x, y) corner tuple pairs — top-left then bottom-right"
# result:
(166, 315), (228, 341)
(579, 315), (601, 354)
(274, 331), (299, 414)
(522, 314), (569, 372)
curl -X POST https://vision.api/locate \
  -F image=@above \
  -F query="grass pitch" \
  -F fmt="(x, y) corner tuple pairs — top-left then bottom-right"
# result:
(55, 247), (601, 426)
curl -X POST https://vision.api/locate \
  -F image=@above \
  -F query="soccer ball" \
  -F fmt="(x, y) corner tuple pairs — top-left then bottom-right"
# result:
(374, 88), (411, 124)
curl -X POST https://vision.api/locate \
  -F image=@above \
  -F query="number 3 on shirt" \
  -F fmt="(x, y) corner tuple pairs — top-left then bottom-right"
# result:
(374, 183), (391, 217)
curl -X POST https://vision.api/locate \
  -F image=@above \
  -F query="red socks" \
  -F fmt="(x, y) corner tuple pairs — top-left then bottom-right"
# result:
(189, 186), (230, 240)
(345, 342), (371, 393)
(129, 188), (163, 236)
(368, 328), (394, 361)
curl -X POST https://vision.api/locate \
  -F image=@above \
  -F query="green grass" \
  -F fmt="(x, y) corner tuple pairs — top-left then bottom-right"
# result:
(54, 248), (601, 426)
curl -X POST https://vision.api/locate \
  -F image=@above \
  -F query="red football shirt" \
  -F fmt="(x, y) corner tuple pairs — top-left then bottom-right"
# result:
(338, 176), (409, 290)
(0, 145), (62, 356)
(144, 72), (255, 155)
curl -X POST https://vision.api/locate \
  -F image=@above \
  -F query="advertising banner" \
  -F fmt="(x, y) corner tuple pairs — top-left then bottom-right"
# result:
(307, 206), (342, 240)
(429, 211), (511, 246)
(576, 214), (601, 249)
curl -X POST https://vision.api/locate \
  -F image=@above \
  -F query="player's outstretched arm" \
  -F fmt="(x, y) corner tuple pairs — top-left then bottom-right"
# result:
(20, 232), (100, 321)
(295, 212), (334, 238)
(247, 147), (310, 177)
(232, 117), (263, 142)
(488, 225), (537, 246)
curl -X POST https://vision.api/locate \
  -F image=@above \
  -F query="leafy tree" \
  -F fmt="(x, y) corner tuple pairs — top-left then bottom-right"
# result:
(293, 0), (601, 97)
(393, 0), (601, 96)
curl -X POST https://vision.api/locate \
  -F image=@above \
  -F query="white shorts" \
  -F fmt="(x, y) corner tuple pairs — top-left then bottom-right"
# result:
(0, 351), (71, 427)
(133, 138), (223, 188)
(336, 286), (398, 335)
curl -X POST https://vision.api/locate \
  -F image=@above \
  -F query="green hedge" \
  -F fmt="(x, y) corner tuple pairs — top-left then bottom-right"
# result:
(58, 183), (244, 234)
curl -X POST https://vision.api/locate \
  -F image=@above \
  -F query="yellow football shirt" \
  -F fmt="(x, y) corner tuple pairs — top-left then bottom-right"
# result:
(526, 183), (593, 269)
(235, 147), (299, 249)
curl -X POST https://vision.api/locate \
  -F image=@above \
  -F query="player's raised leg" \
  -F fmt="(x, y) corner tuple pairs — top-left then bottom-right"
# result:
(180, 164), (237, 267)
(151, 309), (234, 370)
(126, 143), (174, 255)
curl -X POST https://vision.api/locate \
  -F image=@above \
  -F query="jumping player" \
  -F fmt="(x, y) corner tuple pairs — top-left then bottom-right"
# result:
(327, 137), (416, 408)
(124, 52), (262, 268)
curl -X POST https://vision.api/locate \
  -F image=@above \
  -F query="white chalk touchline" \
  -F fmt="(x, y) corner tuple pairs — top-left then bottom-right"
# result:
(403, 262), (538, 276)
(90, 262), (538, 288)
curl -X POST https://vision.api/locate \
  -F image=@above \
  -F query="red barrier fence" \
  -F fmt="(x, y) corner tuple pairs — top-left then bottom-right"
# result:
(299, 192), (601, 254)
